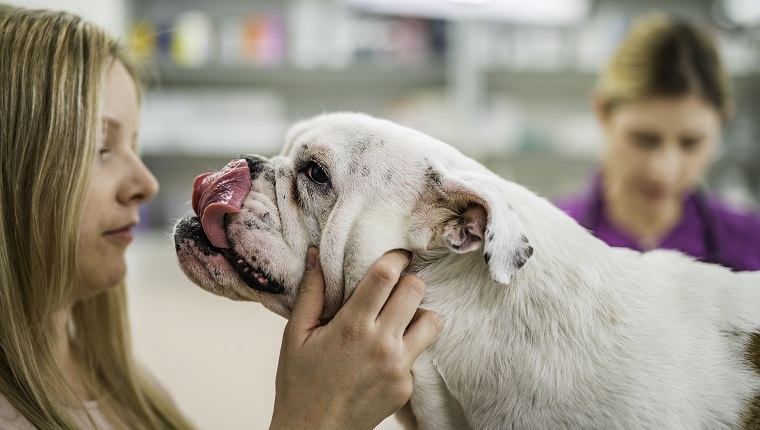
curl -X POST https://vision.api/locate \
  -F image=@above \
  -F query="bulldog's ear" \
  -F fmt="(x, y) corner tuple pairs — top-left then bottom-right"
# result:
(433, 170), (533, 285)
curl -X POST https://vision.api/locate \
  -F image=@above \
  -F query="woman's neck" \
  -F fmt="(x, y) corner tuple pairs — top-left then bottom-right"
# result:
(603, 188), (682, 250)
(53, 308), (93, 402)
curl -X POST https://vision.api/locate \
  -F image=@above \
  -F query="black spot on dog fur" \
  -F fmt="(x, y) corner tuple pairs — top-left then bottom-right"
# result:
(352, 136), (377, 153)
(292, 179), (301, 207)
(514, 245), (534, 269)
(425, 166), (442, 188)
(484, 252), (491, 265)
(743, 332), (760, 429)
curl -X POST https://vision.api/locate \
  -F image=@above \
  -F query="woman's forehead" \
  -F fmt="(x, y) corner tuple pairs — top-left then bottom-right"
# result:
(102, 60), (138, 133)
(612, 95), (721, 132)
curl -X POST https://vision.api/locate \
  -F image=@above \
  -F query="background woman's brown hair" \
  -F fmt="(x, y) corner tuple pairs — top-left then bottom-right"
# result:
(596, 13), (733, 122)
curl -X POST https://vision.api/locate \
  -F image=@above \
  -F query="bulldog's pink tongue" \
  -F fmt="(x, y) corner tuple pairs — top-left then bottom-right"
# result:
(192, 159), (251, 249)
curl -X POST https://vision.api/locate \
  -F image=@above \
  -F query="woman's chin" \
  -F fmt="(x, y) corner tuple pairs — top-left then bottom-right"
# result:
(74, 264), (127, 301)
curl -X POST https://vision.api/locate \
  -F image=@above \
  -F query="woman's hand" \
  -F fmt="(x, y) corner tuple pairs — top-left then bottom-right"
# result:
(269, 247), (443, 430)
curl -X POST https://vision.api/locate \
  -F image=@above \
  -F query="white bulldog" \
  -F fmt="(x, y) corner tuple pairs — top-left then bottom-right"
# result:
(174, 112), (760, 430)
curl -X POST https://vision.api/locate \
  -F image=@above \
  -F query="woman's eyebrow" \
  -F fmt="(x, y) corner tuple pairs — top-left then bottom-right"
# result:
(102, 116), (122, 132)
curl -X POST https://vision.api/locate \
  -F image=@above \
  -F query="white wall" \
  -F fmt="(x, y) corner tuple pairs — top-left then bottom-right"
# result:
(3, 0), (128, 37)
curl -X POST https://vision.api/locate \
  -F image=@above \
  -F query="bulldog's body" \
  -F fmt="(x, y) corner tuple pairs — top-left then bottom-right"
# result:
(174, 112), (760, 429)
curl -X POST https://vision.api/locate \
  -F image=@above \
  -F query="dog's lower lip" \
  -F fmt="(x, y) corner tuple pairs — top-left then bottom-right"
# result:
(220, 248), (284, 294)
(175, 217), (284, 294)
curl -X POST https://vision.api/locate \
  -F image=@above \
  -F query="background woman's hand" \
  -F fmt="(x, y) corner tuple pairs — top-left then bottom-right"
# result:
(269, 247), (443, 430)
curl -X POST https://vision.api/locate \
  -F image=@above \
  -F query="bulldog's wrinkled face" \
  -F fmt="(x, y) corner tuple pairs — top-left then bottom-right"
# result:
(174, 112), (533, 319)
(174, 113), (434, 319)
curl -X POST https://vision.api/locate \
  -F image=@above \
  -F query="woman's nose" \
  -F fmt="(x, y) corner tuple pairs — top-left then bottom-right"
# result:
(120, 155), (159, 205)
(646, 143), (681, 184)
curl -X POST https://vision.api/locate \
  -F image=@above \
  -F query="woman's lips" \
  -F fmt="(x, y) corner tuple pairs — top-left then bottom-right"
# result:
(639, 186), (668, 201)
(104, 224), (136, 243)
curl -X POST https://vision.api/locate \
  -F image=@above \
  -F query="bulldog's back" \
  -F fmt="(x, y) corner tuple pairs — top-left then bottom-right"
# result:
(413, 178), (760, 429)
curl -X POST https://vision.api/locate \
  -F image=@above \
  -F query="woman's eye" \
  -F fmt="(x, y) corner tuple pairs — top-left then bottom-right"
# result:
(680, 137), (701, 151)
(630, 132), (660, 150)
(97, 146), (112, 159)
(306, 162), (330, 184)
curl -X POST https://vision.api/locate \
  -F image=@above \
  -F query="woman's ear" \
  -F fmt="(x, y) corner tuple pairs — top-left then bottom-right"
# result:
(592, 91), (613, 127)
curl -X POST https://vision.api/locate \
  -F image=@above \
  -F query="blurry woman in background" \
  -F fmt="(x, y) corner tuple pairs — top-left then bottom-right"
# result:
(556, 13), (760, 271)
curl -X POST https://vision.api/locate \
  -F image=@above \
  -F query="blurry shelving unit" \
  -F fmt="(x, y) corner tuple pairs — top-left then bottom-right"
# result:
(128, 0), (453, 228)
(128, 0), (760, 230)
(129, 0), (449, 151)
(154, 63), (447, 87)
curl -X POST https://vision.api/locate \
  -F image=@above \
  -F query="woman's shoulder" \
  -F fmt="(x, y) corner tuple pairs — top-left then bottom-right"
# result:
(706, 195), (760, 271)
(0, 392), (35, 430)
(552, 192), (590, 222)
(707, 196), (760, 235)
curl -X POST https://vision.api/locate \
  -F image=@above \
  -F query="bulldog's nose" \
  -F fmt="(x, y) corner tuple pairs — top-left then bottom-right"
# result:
(192, 159), (252, 249)
(238, 154), (270, 181)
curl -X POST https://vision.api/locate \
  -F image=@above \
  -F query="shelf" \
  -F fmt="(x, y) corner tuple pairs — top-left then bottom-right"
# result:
(149, 62), (448, 88)
(486, 68), (596, 87)
(733, 75), (760, 91)
(485, 68), (760, 93)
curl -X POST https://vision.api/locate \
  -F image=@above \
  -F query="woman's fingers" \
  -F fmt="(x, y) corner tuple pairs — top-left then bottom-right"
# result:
(272, 248), (444, 429)
(402, 309), (444, 362)
(377, 274), (426, 334)
(286, 247), (325, 343)
(339, 249), (411, 325)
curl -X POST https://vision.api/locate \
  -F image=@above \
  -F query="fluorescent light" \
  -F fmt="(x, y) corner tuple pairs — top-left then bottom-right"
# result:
(342, 0), (589, 25)
(448, 0), (494, 5)
(722, 0), (760, 26)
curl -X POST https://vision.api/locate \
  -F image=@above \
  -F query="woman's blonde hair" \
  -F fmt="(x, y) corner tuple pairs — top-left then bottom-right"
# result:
(596, 13), (733, 122)
(0, 5), (193, 429)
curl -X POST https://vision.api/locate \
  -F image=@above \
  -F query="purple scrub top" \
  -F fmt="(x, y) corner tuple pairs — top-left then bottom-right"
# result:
(554, 174), (760, 272)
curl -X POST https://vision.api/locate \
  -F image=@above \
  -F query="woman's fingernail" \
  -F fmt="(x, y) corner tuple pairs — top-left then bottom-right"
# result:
(432, 313), (444, 333)
(306, 247), (318, 271)
(394, 249), (411, 263)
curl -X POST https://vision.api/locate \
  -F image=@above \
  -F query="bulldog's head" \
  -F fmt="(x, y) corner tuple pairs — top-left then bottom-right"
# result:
(174, 112), (533, 319)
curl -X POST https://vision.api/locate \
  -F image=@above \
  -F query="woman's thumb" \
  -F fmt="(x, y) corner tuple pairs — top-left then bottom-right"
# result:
(288, 247), (326, 332)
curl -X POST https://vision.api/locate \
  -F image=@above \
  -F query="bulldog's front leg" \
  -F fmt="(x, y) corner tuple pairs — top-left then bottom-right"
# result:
(405, 352), (472, 430)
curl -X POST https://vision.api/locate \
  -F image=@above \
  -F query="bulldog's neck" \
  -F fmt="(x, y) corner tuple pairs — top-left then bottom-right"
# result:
(408, 181), (635, 429)
(415, 179), (617, 313)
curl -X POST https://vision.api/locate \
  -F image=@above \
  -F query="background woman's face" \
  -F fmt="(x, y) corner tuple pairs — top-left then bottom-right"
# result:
(75, 60), (159, 300)
(600, 94), (721, 208)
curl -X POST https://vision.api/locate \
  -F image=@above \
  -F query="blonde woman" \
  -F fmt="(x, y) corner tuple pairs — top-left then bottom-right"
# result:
(556, 14), (760, 271)
(0, 5), (442, 430)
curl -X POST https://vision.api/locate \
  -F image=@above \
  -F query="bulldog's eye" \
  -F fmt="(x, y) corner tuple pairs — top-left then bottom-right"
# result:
(306, 162), (330, 185)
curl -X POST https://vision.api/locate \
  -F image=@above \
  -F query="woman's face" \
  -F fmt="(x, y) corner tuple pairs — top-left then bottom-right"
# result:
(599, 94), (721, 209)
(75, 60), (158, 300)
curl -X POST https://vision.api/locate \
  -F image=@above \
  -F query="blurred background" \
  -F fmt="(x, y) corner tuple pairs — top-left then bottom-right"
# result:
(133, 0), (760, 224)
(10, 0), (760, 429)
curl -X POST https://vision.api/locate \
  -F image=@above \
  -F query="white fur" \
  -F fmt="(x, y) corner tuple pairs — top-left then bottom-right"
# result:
(175, 112), (760, 429)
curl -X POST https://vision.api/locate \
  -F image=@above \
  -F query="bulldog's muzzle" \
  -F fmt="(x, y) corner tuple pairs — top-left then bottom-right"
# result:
(174, 156), (285, 294)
